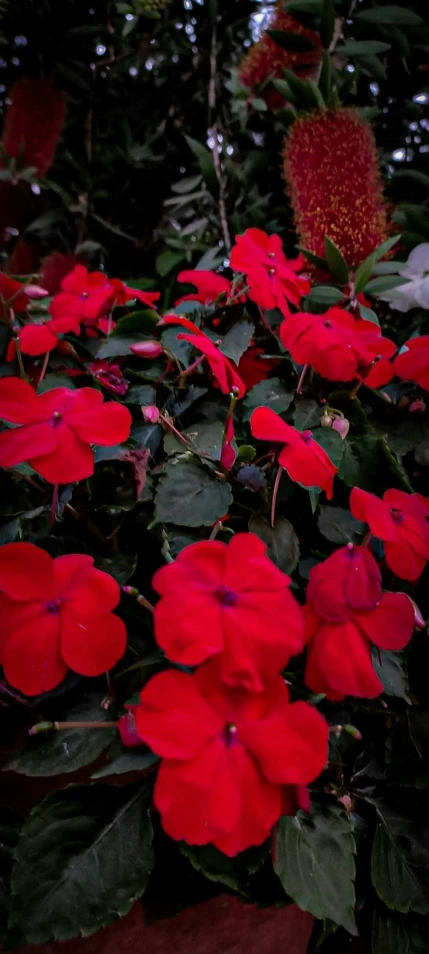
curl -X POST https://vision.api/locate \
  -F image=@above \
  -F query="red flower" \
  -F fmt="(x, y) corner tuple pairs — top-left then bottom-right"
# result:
(393, 336), (429, 391)
(107, 278), (160, 310)
(237, 345), (280, 391)
(353, 319), (396, 389)
(134, 663), (328, 855)
(307, 543), (382, 623)
(0, 543), (126, 696)
(2, 77), (66, 178)
(283, 109), (391, 268)
(152, 533), (304, 693)
(8, 314), (81, 359)
(304, 590), (415, 701)
(350, 487), (429, 581)
(230, 229), (310, 319)
(0, 273), (30, 318)
(175, 270), (233, 306)
(49, 265), (114, 323)
(0, 378), (132, 484)
(250, 406), (337, 499)
(161, 316), (246, 397)
(88, 360), (129, 396)
(279, 307), (372, 382)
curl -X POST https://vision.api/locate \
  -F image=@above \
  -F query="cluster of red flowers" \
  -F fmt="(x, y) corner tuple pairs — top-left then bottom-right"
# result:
(0, 543), (126, 696)
(350, 487), (429, 581)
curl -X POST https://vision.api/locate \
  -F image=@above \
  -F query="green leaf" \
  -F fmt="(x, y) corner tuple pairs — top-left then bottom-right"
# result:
(324, 236), (349, 285)
(373, 907), (429, 954)
(3, 692), (115, 777)
(184, 135), (217, 191)
(126, 384), (156, 405)
(161, 326), (193, 365)
(337, 440), (361, 488)
(338, 40), (391, 55)
(354, 6), (424, 26)
(164, 420), (224, 460)
(7, 784), (153, 944)
(95, 335), (146, 359)
(372, 234), (402, 262)
(365, 275), (410, 295)
(386, 710), (429, 789)
(317, 505), (364, 545)
(93, 749), (158, 779)
(283, 70), (325, 110)
(0, 810), (22, 940)
(293, 398), (322, 431)
(156, 249), (185, 277)
(248, 513), (300, 574)
(318, 51), (333, 103)
(243, 377), (294, 422)
(306, 285), (344, 306)
(296, 245), (328, 271)
(111, 310), (159, 336)
(266, 30), (318, 52)
(220, 319), (254, 365)
(358, 304), (380, 325)
(154, 458), (232, 527)
(320, 0), (335, 50)
(372, 649), (410, 701)
(393, 169), (429, 190)
(274, 800), (357, 934)
(286, 0), (322, 13)
(181, 843), (267, 897)
(312, 428), (345, 470)
(37, 374), (75, 393)
(372, 803), (429, 914)
(359, 54), (387, 82)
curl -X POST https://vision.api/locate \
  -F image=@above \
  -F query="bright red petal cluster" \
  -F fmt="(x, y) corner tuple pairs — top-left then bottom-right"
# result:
(153, 532), (304, 692)
(134, 663), (328, 856)
(0, 379), (131, 483)
(230, 228), (310, 319)
(304, 544), (416, 699)
(393, 337), (429, 391)
(350, 487), (429, 581)
(0, 543), (126, 696)
(49, 265), (160, 330)
(175, 270), (233, 306)
(161, 315), (246, 397)
(250, 406), (337, 499)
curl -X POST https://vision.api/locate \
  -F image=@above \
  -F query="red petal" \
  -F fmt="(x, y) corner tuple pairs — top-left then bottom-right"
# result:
(3, 612), (66, 696)
(307, 545), (381, 622)
(60, 608), (126, 676)
(305, 619), (383, 700)
(65, 401), (132, 445)
(55, 556), (120, 612)
(30, 423), (94, 484)
(18, 323), (58, 356)
(0, 377), (40, 423)
(213, 746), (282, 856)
(0, 542), (53, 601)
(250, 406), (298, 444)
(350, 487), (397, 541)
(384, 538), (427, 581)
(136, 670), (223, 760)
(355, 591), (415, 650)
(241, 692), (328, 785)
(279, 437), (336, 498)
(0, 421), (57, 470)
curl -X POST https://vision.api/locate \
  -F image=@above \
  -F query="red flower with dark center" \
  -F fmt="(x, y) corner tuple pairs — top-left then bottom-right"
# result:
(393, 336), (429, 392)
(237, 345), (279, 391)
(0, 378), (132, 484)
(230, 229), (310, 319)
(134, 662), (329, 855)
(0, 543), (126, 696)
(152, 533), (304, 692)
(283, 109), (391, 268)
(8, 314), (81, 359)
(353, 319), (396, 389)
(250, 406), (337, 499)
(350, 487), (429, 581)
(175, 270), (233, 306)
(88, 360), (129, 396)
(2, 77), (66, 178)
(306, 544), (382, 623)
(160, 316), (246, 397)
(279, 307), (372, 382)
(49, 265), (114, 323)
(304, 590), (416, 701)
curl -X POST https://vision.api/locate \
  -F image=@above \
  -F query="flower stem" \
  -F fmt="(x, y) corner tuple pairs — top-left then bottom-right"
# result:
(29, 720), (117, 736)
(271, 465), (282, 528)
(38, 350), (50, 384)
(296, 363), (308, 395)
(122, 585), (154, 613)
(14, 336), (26, 379)
(177, 354), (205, 386)
(50, 483), (59, 528)
(221, 389), (239, 449)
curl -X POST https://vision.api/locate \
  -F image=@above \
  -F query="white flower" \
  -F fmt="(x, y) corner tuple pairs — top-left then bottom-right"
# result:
(381, 243), (429, 312)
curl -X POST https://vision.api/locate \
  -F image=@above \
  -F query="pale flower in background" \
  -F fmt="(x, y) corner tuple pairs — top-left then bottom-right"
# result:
(382, 243), (429, 312)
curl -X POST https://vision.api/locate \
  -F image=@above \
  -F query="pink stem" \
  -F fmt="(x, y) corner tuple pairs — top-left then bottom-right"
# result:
(50, 483), (59, 528)
(38, 350), (50, 384)
(271, 466), (282, 528)
(296, 364), (308, 395)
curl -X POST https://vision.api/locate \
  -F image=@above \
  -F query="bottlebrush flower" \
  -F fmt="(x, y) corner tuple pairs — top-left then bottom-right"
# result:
(2, 77), (66, 178)
(230, 229), (310, 319)
(0, 378), (132, 484)
(279, 307), (373, 382)
(393, 336), (429, 392)
(88, 360), (129, 396)
(250, 406), (337, 499)
(239, 6), (321, 111)
(160, 316), (246, 397)
(175, 270), (233, 306)
(304, 546), (416, 699)
(134, 663), (329, 855)
(283, 109), (391, 268)
(350, 487), (429, 581)
(152, 533), (304, 693)
(0, 543), (126, 696)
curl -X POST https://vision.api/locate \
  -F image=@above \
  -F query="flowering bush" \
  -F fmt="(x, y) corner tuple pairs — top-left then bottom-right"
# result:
(1, 2), (429, 953)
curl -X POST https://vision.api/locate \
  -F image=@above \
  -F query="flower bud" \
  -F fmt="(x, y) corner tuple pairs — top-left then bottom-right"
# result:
(320, 413), (333, 428)
(25, 285), (49, 299)
(117, 705), (142, 748)
(408, 596), (425, 630)
(130, 340), (163, 358)
(410, 399), (426, 414)
(332, 417), (350, 440)
(142, 404), (160, 424)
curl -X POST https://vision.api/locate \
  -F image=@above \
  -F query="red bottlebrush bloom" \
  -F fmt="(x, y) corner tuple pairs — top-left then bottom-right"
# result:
(107, 278), (160, 310)
(49, 265), (114, 323)
(0, 378), (132, 484)
(0, 273), (30, 318)
(152, 533), (304, 693)
(306, 543), (382, 623)
(304, 590), (416, 700)
(134, 663), (328, 855)
(9, 314), (81, 359)
(161, 316), (246, 397)
(279, 307), (372, 382)
(40, 252), (78, 296)
(283, 109), (391, 268)
(2, 77), (66, 178)
(393, 336), (429, 391)
(350, 487), (429, 581)
(239, 6), (321, 111)
(237, 345), (280, 391)
(175, 270), (233, 306)
(88, 360), (129, 396)
(250, 406), (337, 499)
(230, 229), (310, 319)
(0, 543), (126, 697)
(353, 319), (396, 389)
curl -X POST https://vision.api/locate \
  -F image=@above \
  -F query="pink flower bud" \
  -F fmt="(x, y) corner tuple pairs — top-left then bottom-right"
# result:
(408, 596), (425, 630)
(25, 285), (49, 299)
(142, 404), (160, 424)
(332, 417), (350, 440)
(117, 705), (142, 748)
(338, 795), (353, 813)
(130, 340), (163, 358)
(410, 400), (426, 414)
